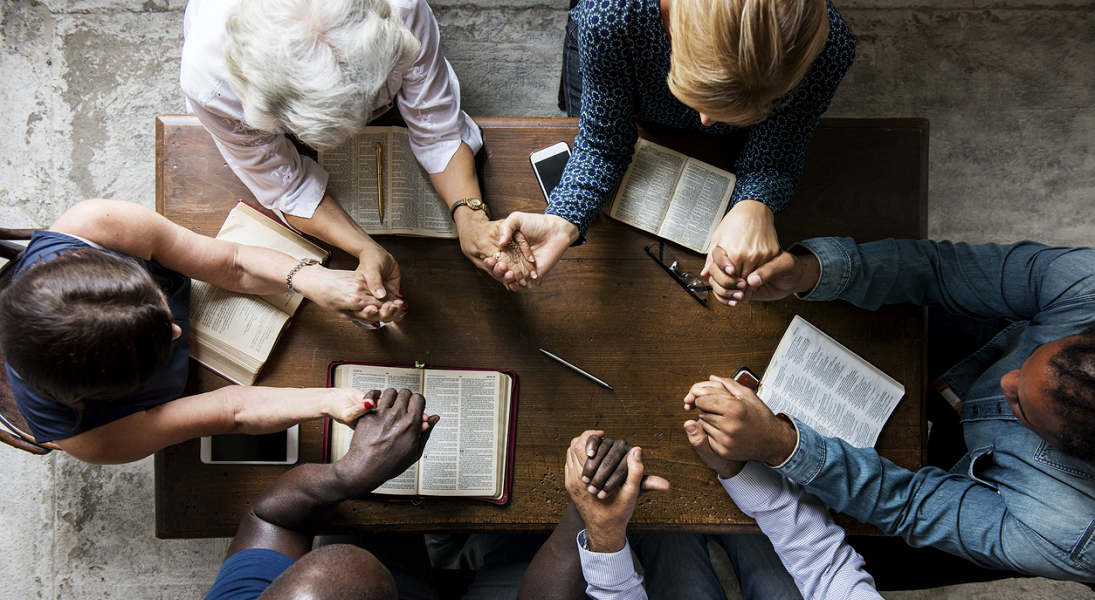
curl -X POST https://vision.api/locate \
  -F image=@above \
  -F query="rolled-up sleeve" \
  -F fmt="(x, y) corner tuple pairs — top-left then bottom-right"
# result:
(396, 0), (483, 174)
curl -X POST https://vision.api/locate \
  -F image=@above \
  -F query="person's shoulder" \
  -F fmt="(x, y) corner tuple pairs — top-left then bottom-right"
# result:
(810, 1), (856, 76)
(203, 549), (296, 600)
(180, 0), (240, 102)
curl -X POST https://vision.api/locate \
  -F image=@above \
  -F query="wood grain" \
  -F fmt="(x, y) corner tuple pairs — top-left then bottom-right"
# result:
(155, 116), (928, 538)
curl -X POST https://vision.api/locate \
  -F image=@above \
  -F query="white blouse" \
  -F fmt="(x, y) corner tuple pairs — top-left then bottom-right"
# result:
(180, 0), (482, 219)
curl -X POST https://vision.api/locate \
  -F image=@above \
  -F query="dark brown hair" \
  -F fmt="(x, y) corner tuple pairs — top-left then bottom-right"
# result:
(0, 249), (175, 405)
(1046, 325), (1095, 465)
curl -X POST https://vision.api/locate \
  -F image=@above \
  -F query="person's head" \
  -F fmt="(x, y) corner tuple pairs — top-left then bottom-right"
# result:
(224, 0), (420, 149)
(1000, 326), (1095, 464)
(0, 249), (176, 406)
(667, 0), (830, 126)
(258, 544), (397, 600)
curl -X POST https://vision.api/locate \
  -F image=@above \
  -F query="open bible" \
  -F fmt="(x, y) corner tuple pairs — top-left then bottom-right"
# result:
(325, 362), (518, 504)
(318, 127), (455, 238)
(607, 139), (736, 253)
(758, 316), (905, 448)
(188, 202), (330, 386)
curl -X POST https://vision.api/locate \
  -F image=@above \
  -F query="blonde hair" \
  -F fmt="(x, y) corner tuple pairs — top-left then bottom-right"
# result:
(224, 0), (420, 149)
(668, 0), (829, 126)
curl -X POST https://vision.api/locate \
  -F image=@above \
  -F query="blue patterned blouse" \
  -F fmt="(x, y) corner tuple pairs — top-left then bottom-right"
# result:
(547, 0), (856, 241)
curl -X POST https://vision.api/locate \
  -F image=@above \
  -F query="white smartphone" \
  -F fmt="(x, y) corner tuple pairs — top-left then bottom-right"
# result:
(530, 141), (572, 202)
(200, 425), (300, 465)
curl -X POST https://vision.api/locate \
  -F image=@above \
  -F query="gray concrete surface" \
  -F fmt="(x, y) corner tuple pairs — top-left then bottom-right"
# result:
(1, 0), (1093, 597)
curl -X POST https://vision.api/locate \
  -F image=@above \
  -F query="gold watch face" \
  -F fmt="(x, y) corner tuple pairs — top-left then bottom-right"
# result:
(466, 198), (483, 210)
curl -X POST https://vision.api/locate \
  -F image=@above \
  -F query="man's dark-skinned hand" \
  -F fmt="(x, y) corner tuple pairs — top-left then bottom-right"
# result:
(226, 388), (439, 561)
(580, 432), (636, 499)
(332, 388), (440, 498)
(684, 375), (799, 466)
(564, 430), (669, 553)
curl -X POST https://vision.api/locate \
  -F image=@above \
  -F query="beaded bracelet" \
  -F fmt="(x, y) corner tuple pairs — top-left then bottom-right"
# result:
(286, 258), (320, 294)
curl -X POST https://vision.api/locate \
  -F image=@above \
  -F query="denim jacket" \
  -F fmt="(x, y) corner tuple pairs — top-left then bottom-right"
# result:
(775, 237), (1095, 582)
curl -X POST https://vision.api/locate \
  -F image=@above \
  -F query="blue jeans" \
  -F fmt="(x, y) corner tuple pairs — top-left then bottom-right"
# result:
(627, 534), (727, 600)
(777, 237), (1095, 582)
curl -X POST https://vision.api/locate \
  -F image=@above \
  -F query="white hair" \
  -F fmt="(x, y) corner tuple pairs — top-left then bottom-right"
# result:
(224, 0), (420, 149)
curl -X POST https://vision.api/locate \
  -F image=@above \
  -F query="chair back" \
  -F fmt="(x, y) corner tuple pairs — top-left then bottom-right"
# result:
(0, 229), (59, 454)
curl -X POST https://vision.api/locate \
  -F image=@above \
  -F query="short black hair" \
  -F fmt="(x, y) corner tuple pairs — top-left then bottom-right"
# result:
(0, 249), (174, 405)
(1045, 324), (1095, 465)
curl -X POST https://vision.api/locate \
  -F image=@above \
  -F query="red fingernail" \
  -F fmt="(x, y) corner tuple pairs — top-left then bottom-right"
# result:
(397, 291), (404, 297)
(364, 401), (373, 409)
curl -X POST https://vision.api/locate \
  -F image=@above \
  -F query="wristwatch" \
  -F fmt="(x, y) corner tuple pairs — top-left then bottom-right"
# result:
(450, 197), (491, 220)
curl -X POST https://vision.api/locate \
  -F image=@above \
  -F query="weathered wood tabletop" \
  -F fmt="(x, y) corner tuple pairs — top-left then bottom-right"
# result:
(155, 115), (928, 538)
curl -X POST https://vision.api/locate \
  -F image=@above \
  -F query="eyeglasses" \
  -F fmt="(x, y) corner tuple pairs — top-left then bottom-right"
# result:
(645, 241), (711, 306)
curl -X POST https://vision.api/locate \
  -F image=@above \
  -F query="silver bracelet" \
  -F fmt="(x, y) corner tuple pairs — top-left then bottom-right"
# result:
(286, 258), (320, 293)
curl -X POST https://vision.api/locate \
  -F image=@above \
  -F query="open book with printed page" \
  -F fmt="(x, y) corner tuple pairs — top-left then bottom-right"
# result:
(318, 126), (456, 238)
(324, 361), (518, 504)
(758, 316), (906, 448)
(188, 202), (330, 386)
(606, 138), (736, 253)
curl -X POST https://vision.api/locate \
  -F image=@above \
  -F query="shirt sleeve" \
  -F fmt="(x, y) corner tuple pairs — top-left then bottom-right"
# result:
(545, 7), (641, 242)
(187, 96), (328, 219)
(798, 237), (1095, 321)
(720, 462), (881, 600)
(395, 0), (483, 174)
(202, 548), (295, 600)
(730, 1), (855, 214)
(576, 531), (648, 600)
(774, 417), (1029, 573)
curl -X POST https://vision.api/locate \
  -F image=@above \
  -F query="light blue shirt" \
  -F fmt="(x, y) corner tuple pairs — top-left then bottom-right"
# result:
(778, 237), (1095, 582)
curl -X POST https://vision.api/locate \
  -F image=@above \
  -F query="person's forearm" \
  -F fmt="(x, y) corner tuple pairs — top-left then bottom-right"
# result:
(217, 386), (355, 435)
(517, 503), (590, 600)
(722, 463), (881, 600)
(226, 460), (369, 560)
(431, 142), (482, 210)
(285, 194), (383, 260)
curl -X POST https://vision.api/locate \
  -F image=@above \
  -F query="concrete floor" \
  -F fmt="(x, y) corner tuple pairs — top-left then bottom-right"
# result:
(1, 0), (1094, 598)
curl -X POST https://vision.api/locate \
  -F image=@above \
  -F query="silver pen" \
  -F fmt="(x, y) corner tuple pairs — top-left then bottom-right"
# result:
(540, 348), (613, 391)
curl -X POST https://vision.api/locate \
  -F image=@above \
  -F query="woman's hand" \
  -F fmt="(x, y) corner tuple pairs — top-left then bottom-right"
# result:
(454, 210), (535, 290)
(702, 200), (780, 307)
(325, 387), (382, 426)
(291, 262), (405, 324)
(489, 212), (579, 290)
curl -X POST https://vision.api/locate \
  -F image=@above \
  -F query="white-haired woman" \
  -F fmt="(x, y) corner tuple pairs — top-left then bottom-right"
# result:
(181, 0), (530, 312)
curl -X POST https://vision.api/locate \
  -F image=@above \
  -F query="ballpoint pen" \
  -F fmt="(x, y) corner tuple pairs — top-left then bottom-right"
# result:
(376, 142), (384, 222)
(540, 349), (613, 390)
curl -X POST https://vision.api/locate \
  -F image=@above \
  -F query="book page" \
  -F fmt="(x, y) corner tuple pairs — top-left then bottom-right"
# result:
(215, 203), (329, 313)
(320, 127), (455, 238)
(758, 316), (905, 448)
(188, 280), (290, 362)
(387, 132), (455, 238)
(417, 371), (502, 496)
(657, 160), (735, 253)
(331, 364), (426, 495)
(321, 130), (390, 233)
(609, 140), (687, 234)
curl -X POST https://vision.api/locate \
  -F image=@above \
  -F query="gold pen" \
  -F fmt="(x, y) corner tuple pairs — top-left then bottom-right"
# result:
(375, 142), (384, 222)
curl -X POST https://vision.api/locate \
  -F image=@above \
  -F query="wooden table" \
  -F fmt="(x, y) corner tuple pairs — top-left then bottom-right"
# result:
(155, 115), (929, 538)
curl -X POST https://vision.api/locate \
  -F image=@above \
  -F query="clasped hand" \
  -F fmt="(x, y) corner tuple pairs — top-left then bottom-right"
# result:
(683, 375), (798, 467)
(455, 212), (537, 291)
(333, 388), (439, 497)
(564, 430), (669, 553)
(485, 212), (579, 291)
(702, 200), (781, 307)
